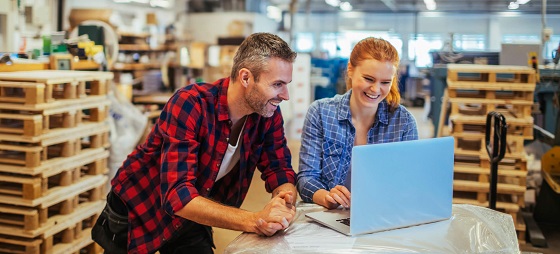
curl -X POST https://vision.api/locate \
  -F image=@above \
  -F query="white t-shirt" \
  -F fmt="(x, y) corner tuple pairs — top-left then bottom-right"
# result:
(216, 119), (247, 181)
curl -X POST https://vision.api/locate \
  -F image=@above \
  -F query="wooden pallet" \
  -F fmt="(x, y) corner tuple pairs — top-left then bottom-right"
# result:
(452, 133), (526, 158)
(0, 234), (42, 254)
(0, 147), (108, 176)
(453, 179), (525, 208)
(450, 114), (533, 139)
(0, 201), (103, 254)
(448, 86), (534, 102)
(0, 154), (108, 200)
(41, 209), (101, 254)
(454, 163), (527, 185)
(455, 154), (527, 172)
(0, 71), (112, 106)
(0, 99), (110, 137)
(0, 173), (106, 207)
(0, 123), (109, 168)
(50, 228), (102, 254)
(449, 97), (533, 119)
(447, 64), (536, 84)
(0, 176), (105, 238)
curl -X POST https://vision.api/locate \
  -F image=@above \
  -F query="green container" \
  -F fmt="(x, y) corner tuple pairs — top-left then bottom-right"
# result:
(42, 35), (51, 55)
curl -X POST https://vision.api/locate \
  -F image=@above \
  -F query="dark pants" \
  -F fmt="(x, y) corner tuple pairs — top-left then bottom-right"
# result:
(92, 190), (214, 254)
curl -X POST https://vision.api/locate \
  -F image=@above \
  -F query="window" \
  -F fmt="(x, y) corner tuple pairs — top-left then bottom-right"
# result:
(453, 34), (486, 51)
(319, 31), (402, 59)
(544, 35), (560, 61)
(502, 34), (540, 44)
(408, 34), (444, 68)
(295, 32), (314, 53)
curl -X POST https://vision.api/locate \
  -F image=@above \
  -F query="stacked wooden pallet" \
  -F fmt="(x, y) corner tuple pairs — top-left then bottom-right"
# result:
(0, 70), (112, 254)
(446, 64), (536, 243)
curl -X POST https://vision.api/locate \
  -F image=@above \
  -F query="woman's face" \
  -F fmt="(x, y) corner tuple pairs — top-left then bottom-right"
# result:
(348, 59), (396, 110)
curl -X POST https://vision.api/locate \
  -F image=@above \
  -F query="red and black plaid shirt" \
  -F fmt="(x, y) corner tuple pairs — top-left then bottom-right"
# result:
(111, 77), (296, 253)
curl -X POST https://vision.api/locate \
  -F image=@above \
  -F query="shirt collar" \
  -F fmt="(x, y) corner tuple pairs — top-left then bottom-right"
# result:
(336, 89), (390, 126)
(217, 77), (231, 122)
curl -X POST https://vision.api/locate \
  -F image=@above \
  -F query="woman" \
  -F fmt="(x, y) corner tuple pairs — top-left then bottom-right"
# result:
(297, 37), (419, 209)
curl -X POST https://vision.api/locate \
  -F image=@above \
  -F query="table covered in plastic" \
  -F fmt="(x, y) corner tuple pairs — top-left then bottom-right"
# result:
(225, 203), (520, 253)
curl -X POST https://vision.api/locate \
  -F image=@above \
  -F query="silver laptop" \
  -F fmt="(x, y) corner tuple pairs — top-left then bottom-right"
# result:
(305, 137), (455, 236)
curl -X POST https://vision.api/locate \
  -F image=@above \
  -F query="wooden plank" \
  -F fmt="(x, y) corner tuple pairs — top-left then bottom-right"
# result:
(454, 164), (527, 178)
(453, 179), (526, 194)
(447, 80), (536, 91)
(447, 64), (535, 74)
(449, 97), (533, 106)
(452, 197), (519, 212)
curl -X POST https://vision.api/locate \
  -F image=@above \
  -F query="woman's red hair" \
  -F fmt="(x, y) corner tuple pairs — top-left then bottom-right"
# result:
(346, 37), (401, 112)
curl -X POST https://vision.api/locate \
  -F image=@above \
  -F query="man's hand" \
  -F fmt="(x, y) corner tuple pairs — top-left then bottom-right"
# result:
(253, 190), (296, 236)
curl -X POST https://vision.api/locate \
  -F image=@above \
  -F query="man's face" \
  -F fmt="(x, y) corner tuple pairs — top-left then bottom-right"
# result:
(244, 58), (293, 117)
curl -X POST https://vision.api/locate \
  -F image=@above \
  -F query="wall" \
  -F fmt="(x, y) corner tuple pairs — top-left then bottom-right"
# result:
(63, 0), (185, 33)
(180, 12), (278, 44)
(0, 0), (56, 52)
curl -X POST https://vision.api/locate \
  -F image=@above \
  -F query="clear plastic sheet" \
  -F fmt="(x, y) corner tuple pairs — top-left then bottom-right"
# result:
(225, 203), (520, 254)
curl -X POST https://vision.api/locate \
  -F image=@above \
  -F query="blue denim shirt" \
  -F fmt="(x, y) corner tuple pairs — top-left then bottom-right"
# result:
(296, 90), (419, 203)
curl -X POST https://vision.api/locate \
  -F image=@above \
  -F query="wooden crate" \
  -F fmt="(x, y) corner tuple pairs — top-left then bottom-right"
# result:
(0, 176), (106, 236)
(0, 71), (112, 106)
(0, 123), (109, 168)
(0, 99), (110, 137)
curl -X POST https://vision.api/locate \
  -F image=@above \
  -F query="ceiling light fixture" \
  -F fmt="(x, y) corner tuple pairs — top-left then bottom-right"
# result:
(340, 2), (353, 11)
(423, 0), (436, 11)
(325, 0), (341, 7)
(516, 0), (531, 4)
(508, 2), (519, 9)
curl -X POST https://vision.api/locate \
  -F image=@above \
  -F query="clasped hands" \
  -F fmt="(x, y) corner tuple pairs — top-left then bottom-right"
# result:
(253, 190), (295, 236)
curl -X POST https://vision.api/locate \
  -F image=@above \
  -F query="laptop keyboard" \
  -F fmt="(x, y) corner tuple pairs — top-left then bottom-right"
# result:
(336, 218), (350, 226)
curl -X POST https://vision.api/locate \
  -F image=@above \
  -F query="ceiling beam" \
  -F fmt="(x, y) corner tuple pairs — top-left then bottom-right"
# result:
(380, 0), (397, 11)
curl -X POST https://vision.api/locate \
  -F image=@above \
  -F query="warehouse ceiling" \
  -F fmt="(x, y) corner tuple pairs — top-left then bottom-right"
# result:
(268, 0), (560, 14)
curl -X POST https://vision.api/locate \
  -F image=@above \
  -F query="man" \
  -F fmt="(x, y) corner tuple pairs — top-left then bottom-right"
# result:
(92, 32), (298, 254)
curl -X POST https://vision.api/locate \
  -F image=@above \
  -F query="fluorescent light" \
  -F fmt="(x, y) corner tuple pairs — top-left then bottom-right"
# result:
(423, 0), (436, 11)
(267, 5), (282, 22)
(340, 2), (353, 11)
(517, 0), (531, 4)
(150, 0), (170, 8)
(508, 2), (519, 9)
(325, 0), (341, 7)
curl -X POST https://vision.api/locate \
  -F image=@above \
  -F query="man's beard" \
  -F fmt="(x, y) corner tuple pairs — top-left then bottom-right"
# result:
(245, 83), (275, 118)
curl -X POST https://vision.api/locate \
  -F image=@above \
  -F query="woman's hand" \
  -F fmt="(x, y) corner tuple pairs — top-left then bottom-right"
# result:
(313, 186), (351, 209)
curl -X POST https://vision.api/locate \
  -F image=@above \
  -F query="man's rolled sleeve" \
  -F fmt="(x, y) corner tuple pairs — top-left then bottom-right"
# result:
(159, 92), (204, 216)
